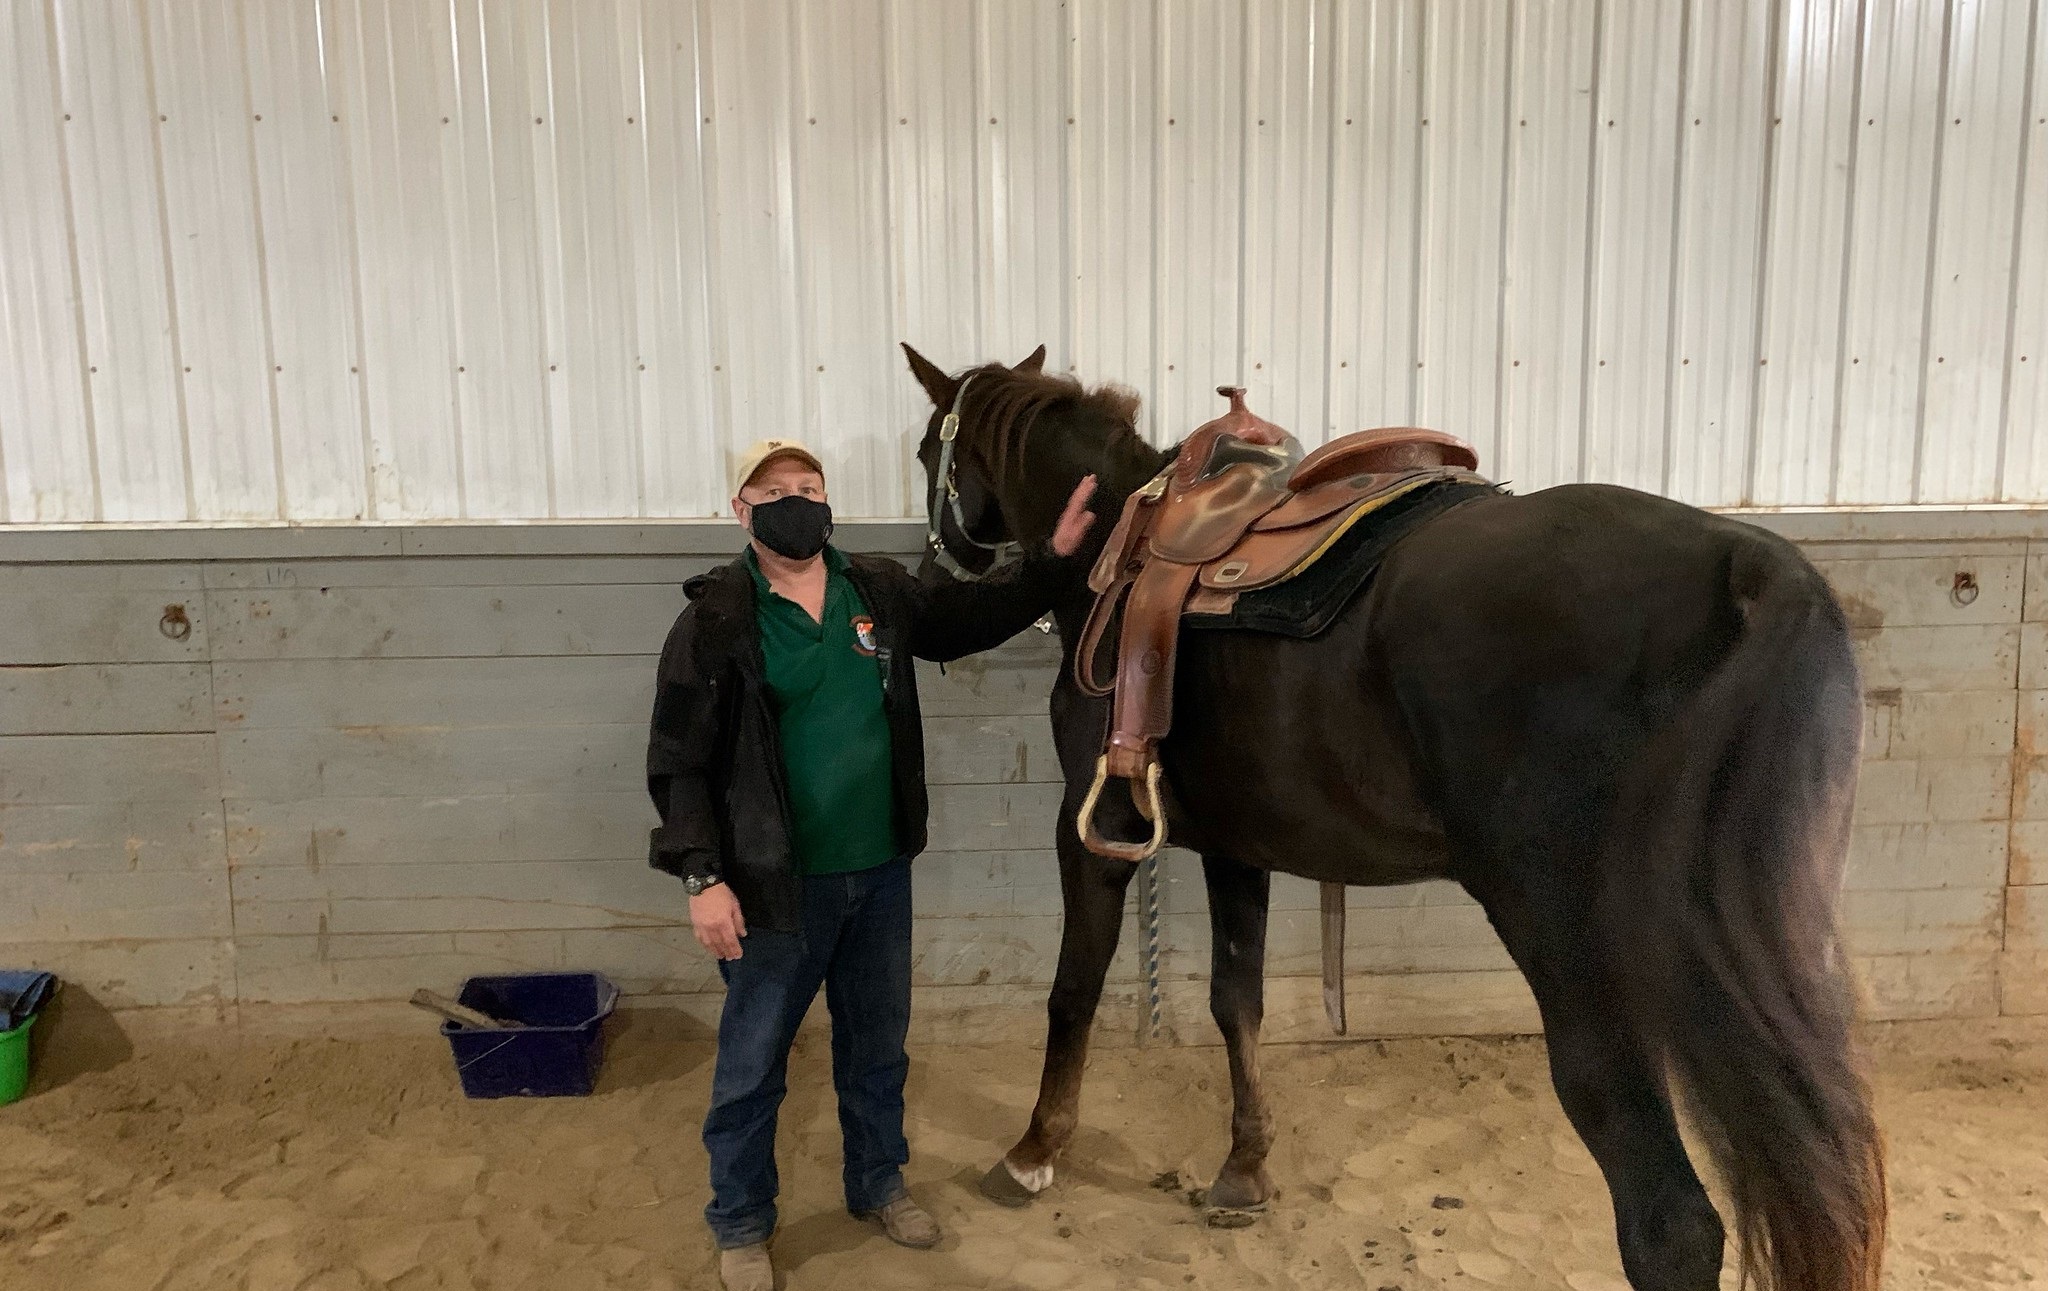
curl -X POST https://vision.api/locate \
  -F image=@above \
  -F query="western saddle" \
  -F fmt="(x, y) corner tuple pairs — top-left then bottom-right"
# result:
(1074, 386), (1482, 863)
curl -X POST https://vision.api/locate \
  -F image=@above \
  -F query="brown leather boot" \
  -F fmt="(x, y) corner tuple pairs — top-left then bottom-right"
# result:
(860, 1194), (942, 1249)
(718, 1241), (774, 1291)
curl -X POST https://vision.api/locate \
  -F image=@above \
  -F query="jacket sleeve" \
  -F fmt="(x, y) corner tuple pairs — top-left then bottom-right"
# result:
(900, 546), (1087, 663)
(646, 604), (725, 881)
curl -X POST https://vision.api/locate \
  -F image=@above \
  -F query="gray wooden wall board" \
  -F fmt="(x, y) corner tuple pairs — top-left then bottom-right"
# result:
(1853, 952), (2001, 1020)
(233, 929), (577, 1003)
(0, 563), (203, 592)
(226, 793), (656, 869)
(2026, 550), (2048, 620)
(1162, 903), (1516, 981)
(926, 782), (1066, 852)
(231, 857), (685, 935)
(920, 715), (1060, 785)
(1862, 689), (2017, 761)
(2008, 821), (2046, 886)
(2018, 625), (2048, 687)
(1836, 886), (2008, 957)
(1853, 757), (2013, 825)
(213, 656), (657, 730)
(1851, 624), (2021, 693)
(0, 592), (209, 664)
(0, 734), (220, 803)
(218, 724), (644, 801)
(0, 869), (232, 941)
(1798, 538), (2032, 563)
(910, 850), (1068, 918)
(202, 555), (716, 590)
(0, 937), (234, 1008)
(1814, 554), (2025, 627)
(909, 911), (1143, 988)
(1, 662), (213, 734)
(1844, 822), (2011, 891)
(913, 652), (1059, 718)
(203, 585), (686, 660)
(2011, 885), (2045, 951)
(0, 802), (225, 873)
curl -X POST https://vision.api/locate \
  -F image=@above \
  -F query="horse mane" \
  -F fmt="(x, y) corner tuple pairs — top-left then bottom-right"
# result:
(959, 367), (1142, 483)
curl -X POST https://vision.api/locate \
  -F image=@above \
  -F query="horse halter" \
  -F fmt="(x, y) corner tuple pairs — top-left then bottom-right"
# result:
(925, 372), (1022, 582)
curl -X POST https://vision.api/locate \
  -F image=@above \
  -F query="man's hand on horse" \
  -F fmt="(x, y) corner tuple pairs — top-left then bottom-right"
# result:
(1051, 476), (1099, 557)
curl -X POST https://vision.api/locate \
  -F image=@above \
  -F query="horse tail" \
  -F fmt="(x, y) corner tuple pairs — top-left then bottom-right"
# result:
(1602, 532), (1885, 1291)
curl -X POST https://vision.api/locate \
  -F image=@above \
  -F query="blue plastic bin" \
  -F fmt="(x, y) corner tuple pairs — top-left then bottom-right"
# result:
(440, 972), (619, 1099)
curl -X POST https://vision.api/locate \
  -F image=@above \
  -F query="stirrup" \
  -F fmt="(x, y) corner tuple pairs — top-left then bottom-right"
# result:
(1077, 756), (1167, 862)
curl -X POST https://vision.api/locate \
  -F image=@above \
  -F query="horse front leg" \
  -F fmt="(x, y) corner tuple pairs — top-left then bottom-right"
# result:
(1199, 852), (1275, 1219)
(979, 791), (1138, 1206)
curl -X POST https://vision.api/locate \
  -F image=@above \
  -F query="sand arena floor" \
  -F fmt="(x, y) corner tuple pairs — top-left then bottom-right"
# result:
(0, 1004), (2042, 1290)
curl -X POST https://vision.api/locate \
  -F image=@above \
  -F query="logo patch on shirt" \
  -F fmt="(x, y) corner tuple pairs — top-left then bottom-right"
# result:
(851, 615), (879, 656)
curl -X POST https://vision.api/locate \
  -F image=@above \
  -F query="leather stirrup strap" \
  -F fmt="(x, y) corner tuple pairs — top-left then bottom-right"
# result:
(1104, 557), (1201, 781)
(1074, 577), (1129, 698)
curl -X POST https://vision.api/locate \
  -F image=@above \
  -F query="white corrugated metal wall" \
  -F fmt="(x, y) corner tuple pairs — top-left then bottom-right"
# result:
(0, 0), (2043, 522)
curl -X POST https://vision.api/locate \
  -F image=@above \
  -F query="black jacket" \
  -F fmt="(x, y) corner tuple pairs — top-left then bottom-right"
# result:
(646, 547), (1077, 932)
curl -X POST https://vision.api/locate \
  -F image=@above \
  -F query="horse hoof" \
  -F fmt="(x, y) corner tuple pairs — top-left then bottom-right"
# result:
(1203, 1171), (1273, 1214)
(1205, 1204), (1265, 1230)
(979, 1161), (1040, 1208)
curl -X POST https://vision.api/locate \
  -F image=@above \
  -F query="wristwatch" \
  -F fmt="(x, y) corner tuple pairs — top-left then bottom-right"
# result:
(682, 872), (724, 898)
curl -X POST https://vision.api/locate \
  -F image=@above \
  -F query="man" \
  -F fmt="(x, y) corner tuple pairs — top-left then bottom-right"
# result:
(646, 438), (1096, 1291)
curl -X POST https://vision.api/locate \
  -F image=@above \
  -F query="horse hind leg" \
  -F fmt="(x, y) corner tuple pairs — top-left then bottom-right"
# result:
(1200, 853), (1276, 1222)
(1474, 880), (1725, 1291)
(979, 797), (1139, 1207)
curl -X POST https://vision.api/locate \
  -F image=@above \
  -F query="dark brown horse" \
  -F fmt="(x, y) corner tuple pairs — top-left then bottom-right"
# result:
(902, 344), (1885, 1291)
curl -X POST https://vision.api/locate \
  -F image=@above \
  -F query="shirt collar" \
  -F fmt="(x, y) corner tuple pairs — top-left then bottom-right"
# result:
(743, 544), (844, 593)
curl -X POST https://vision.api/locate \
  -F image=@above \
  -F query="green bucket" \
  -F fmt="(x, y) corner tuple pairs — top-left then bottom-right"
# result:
(0, 1015), (33, 1106)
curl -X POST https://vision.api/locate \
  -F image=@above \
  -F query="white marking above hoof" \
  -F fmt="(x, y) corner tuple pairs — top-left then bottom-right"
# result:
(1005, 1160), (1055, 1194)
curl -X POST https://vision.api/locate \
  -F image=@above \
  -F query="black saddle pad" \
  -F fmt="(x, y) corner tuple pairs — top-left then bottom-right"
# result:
(1181, 476), (1500, 639)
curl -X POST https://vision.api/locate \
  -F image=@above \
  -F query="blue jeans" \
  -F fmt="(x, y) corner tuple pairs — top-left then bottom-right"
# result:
(702, 857), (914, 1248)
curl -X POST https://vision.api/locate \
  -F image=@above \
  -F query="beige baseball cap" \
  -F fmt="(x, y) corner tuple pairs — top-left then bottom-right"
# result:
(731, 438), (825, 496)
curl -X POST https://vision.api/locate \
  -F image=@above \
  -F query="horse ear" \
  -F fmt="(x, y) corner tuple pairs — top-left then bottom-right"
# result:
(1014, 344), (1047, 374)
(901, 343), (958, 407)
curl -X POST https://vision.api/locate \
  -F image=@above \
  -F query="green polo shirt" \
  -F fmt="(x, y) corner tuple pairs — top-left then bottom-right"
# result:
(746, 546), (899, 875)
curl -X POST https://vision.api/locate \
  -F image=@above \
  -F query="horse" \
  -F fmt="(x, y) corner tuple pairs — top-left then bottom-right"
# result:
(901, 343), (1886, 1291)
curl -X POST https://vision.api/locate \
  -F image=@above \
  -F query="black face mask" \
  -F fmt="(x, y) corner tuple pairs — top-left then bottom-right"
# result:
(748, 495), (834, 561)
